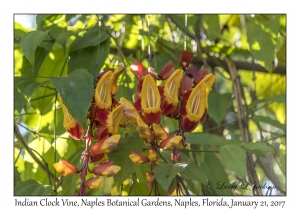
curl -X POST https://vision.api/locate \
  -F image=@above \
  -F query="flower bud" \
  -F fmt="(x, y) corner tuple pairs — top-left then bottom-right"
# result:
(53, 159), (78, 176)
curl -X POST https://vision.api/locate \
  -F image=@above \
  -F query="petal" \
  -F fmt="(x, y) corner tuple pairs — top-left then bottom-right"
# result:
(67, 123), (84, 140)
(186, 65), (198, 78)
(120, 97), (139, 123)
(145, 171), (155, 182)
(179, 50), (194, 68)
(133, 97), (142, 112)
(129, 151), (149, 164)
(89, 153), (108, 164)
(160, 136), (182, 149)
(193, 65), (208, 85)
(141, 74), (161, 111)
(152, 123), (169, 142)
(96, 109), (110, 126)
(148, 149), (158, 162)
(182, 115), (199, 132)
(161, 98), (177, 116)
(112, 66), (125, 95)
(186, 81), (206, 118)
(179, 75), (193, 96)
(143, 107), (162, 124)
(92, 160), (113, 175)
(100, 165), (121, 177)
(110, 105), (124, 135)
(136, 117), (152, 142)
(130, 60), (146, 79)
(85, 176), (102, 190)
(158, 61), (174, 80)
(53, 159), (78, 176)
(100, 134), (121, 153)
(95, 125), (113, 140)
(95, 71), (115, 110)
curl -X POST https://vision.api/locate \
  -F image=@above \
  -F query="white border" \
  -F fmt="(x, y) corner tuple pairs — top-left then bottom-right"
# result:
(4, 0), (296, 209)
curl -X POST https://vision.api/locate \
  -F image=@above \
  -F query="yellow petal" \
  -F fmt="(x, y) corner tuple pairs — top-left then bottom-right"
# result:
(95, 71), (115, 110)
(141, 74), (160, 111)
(136, 117), (151, 141)
(164, 69), (183, 105)
(165, 136), (182, 149)
(186, 81), (206, 121)
(120, 97), (139, 123)
(100, 135), (121, 153)
(152, 123), (168, 142)
(101, 165), (121, 177)
(85, 177), (102, 190)
(129, 154), (145, 164)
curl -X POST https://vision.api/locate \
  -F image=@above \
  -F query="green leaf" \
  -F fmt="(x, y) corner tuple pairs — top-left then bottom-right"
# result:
(36, 44), (68, 83)
(248, 94), (286, 109)
(239, 141), (275, 154)
(152, 162), (187, 192)
(20, 31), (48, 66)
(218, 144), (246, 179)
(246, 15), (280, 72)
(30, 84), (55, 115)
(14, 76), (46, 113)
(14, 179), (52, 196)
(14, 166), (22, 187)
(202, 15), (221, 41)
(70, 26), (109, 52)
(179, 160), (207, 185)
(50, 68), (94, 128)
(252, 115), (286, 133)
(68, 39), (110, 75)
(200, 149), (232, 195)
(108, 131), (144, 188)
(208, 90), (233, 125)
(36, 15), (51, 27)
(185, 133), (240, 146)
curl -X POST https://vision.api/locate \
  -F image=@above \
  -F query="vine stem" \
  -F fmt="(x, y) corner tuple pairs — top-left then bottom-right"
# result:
(225, 57), (262, 196)
(14, 122), (59, 183)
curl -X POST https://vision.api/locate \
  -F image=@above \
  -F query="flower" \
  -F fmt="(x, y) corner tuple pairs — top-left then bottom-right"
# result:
(112, 66), (125, 95)
(160, 70), (183, 115)
(136, 117), (153, 143)
(58, 94), (84, 140)
(152, 123), (169, 142)
(95, 104), (124, 139)
(180, 81), (206, 132)
(53, 159), (78, 176)
(92, 160), (121, 177)
(129, 151), (149, 164)
(158, 61), (174, 80)
(120, 97), (140, 123)
(179, 50), (194, 68)
(148, 149), (159, 162)
(90, 135), (121, 154)
(85, 176), (102, 190)
(160, 136), (183, 149)
(95, 70), (115, 110)
(140, 74), (162, 124)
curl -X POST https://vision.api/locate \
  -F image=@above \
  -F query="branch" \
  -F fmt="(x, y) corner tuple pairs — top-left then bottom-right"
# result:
(225, 57), (262, 196)
(109, 47), (286, 75)
(14, 122), (59, 183)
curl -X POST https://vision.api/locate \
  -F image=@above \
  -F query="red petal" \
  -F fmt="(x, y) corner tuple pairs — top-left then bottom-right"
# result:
(161, 99), (176, 116)
(68, 124), (84, 140)
(187, 65), (198, 78)
(179, 50), (194, 68)
(179, 102), (187, 116)
(157, 86), (165, 97)
(193, 65), (208, 85)
(130, 60), (146, 79)
(182, 117), (198, 132)
(133, 97), (142, 112)
(95, 125), (111, 140)
(137, 77), (145, 95)
(158, 61), (174, 80)
(179, 75), (193, 96)
(200, 109), (207, 123)
(96, 109), (110, 126)
(182, 89), (192, 101)
(144, 109), (162, 124)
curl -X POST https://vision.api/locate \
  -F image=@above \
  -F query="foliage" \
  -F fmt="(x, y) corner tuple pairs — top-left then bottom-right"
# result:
(14, 14), (286, 196)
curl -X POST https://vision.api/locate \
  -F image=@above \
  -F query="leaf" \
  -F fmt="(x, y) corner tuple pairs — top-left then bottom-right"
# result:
(107, 131), (144, 188)
(14, 76), (46, 114)
(185, 133), (240, 146)
(246, 15), (280, 72)
(14, 166), (22, 187)
(20, 31), (48, 66)
(202, 15), (221, 41)
(252, 115), (286, 133)
(36, 15), (51, 27)
(179, 160), (207, 185)
(14, 179), (52, 196)
(36, 44), (68, 83)
(248, 94), (286, 109)
(218, 144), (246, 179)
(152, 162), (187, 192)
(30, 84), (55, 115)
(200, 149), (232, 195)
(239, 141), (275, 154)
(50, 68), (94, 128)
(70, 26), (109, 52)
(68, 39), (110, 75)
(208, 90), (233, 125)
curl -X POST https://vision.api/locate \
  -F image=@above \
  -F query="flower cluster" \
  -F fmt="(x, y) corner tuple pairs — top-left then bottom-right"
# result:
(54, 50), (215, 196)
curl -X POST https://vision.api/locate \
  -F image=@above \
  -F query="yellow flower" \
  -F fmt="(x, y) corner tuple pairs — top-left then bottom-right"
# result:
(140, 74), (162, 124)
(129, 151), (149, 164)
(160, 136), (183, 149)
(95, 71), (114, 110)
(199, 73), (215, 109)
(152, 123), (168, 142)
(136, 117), (152, 143)
(120, 97), (140, 123)
(148, 149), (159, 162)
(90, 135), (121, 154)
(92, 160), (121, 177)
(57, 94), (83, 140)
(85, 176), (102, 190)
(161, 70), (183, 115)
(53, 159), (78, 176)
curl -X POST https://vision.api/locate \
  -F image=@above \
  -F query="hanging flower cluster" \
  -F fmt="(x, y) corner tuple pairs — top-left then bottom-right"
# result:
(53, 50), (215, 196)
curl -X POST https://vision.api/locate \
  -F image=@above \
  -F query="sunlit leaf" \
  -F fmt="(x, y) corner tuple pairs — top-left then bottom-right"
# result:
(14, 179), (51, 196)
(202, 15), (221, 41)
(50, 68), (94, 128)
(218, 144), (246, 179)
(248, 94), (286, 109)
(20, 31), (48, 67)
(14, 166), (22, 187)
(246, 15), (280, 72)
